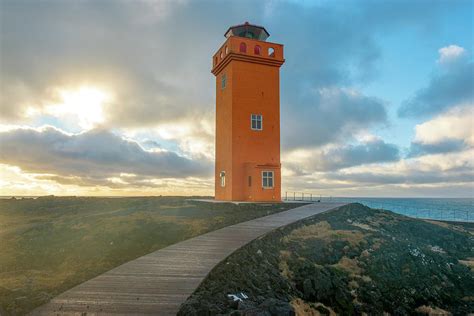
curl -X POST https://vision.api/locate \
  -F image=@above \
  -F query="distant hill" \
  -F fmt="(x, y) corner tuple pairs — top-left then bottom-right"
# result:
(179, 203), (474, 315)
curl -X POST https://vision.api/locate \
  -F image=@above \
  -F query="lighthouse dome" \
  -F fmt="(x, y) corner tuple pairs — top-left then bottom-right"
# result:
(224, 22), (270, 41)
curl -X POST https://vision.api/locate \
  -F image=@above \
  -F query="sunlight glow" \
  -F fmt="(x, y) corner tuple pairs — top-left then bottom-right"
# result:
(46, 86), (111, 130)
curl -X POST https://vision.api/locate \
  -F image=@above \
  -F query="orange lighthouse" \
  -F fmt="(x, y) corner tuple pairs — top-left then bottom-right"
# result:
(212, 22), (285, 202)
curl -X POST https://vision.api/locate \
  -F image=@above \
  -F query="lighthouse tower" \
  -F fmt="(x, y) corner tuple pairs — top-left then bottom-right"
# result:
(212, 22), (285, 202)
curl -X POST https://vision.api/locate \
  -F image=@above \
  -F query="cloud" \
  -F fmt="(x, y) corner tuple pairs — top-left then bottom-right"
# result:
(282, 87), (387, 149)
(412, 105), (474, 145)
(0, 0), (208, 127)
(122, 111), (215, 160)
(0, 163), (214, 196)
(0, 0), (471, 197)
(408, 140), (466, 157)
(0, 126), (212, 187)
(408, 105), (473, 156)
(437, 45), (466, 64)
(331, 148), (474, 185)
(284, 138), (399, 174)
(322, 139), (399, 170)
(399, 46), (473, 118)
(282, 148), (474, 198)
(1, 1), (450, 138)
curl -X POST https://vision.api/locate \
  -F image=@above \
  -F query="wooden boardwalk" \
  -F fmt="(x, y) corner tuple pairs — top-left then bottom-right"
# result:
(31, 202), (345, 315)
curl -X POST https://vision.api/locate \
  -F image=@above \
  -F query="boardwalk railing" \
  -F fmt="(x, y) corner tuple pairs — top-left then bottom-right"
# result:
(283, 191), (328, 202)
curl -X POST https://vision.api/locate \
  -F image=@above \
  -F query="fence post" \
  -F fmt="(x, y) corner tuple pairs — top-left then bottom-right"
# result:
(293, 192), (296, 201)
(285, 191), (287, 201)
(310, 194), (313, 202)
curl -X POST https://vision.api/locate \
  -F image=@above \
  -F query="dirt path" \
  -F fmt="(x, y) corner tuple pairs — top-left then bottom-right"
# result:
(30, 202), (345, 315)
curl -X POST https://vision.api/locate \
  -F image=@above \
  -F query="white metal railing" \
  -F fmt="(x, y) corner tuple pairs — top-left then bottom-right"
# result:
(283, 191), (329, 202)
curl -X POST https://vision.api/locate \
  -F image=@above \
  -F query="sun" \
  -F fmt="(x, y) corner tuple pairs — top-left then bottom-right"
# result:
(46, 86), (111, 130)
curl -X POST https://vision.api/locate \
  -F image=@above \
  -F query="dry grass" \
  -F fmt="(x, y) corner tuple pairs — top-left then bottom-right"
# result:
(459, 258), (474, 270)
(424, 220), (473, 235)
(283, 221), (368, 247)
(279, 250), (293, 279)
(351, 222), (377, 232)
(332, 256), (363, 276)
(415, 305), (452, 315)
(290, 298), (337, 316)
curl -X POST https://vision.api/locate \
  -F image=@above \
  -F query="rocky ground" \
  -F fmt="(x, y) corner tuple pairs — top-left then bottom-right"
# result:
(179, 203), (474, 315)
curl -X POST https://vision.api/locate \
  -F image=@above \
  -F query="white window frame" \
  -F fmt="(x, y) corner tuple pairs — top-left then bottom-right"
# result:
(261, 171), (274, 189)
(251, 114), (263, 131)
(220, 171), (226, 187)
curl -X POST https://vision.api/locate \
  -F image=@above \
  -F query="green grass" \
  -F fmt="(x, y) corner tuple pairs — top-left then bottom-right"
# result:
(0, 196), (301, 315)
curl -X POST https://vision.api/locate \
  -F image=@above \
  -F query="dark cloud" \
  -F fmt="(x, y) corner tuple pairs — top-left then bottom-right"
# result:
(408, 140), (467, 157)
(282, 89), (387, 149)
(1, 0), (457, 138)
(398, 61), (474, 118)
(266, 0), (460, 150)
(286, 139), (399, 174)
(0, 127), (212, 184)
(322, 140), (399, 170)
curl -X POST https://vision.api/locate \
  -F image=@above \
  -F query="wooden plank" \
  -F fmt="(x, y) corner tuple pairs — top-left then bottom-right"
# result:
(30, 202), (346, 315)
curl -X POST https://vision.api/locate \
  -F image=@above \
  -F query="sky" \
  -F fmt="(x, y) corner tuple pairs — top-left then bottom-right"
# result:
(0, 0), (473, 197)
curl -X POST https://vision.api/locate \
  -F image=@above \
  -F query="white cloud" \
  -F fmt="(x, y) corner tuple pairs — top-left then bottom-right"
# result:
(437, 45), (466, 64)
(0, 163), (213, 196)
(414, 105), (474, 146)
(122, 113), (215, 160)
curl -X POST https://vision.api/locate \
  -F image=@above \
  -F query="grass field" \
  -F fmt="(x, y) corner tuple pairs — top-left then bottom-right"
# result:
(0, 196), (301, 315)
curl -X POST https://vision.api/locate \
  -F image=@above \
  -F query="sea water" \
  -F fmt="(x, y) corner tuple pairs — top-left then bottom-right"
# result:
(329, 197), (474, 223)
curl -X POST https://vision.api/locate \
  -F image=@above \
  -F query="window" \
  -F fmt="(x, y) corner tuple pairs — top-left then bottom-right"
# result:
(251, 114), (262, 130)
(240, 42), (247, 53)
(248, 176), (252, 187)
(220, 51), (223, 59)
(262, 171), (274, 188)
(225, 46), (229, 54)
(221, 74), (226, 89)
(254, 45), (261, 55)
(220, 171), (226, 187)
(268, 47), (275, 57)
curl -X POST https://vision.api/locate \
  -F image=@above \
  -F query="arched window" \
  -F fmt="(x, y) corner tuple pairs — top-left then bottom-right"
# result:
(225, 46), (229, 54)
(268, 47), (275, 57)
(239, 42), (247, 53)
(254, 45), (261, 55)
(220, 51), (223, 59)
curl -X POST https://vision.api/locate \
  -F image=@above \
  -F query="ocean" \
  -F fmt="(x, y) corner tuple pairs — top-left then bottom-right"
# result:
(328, 197), (474, 223)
